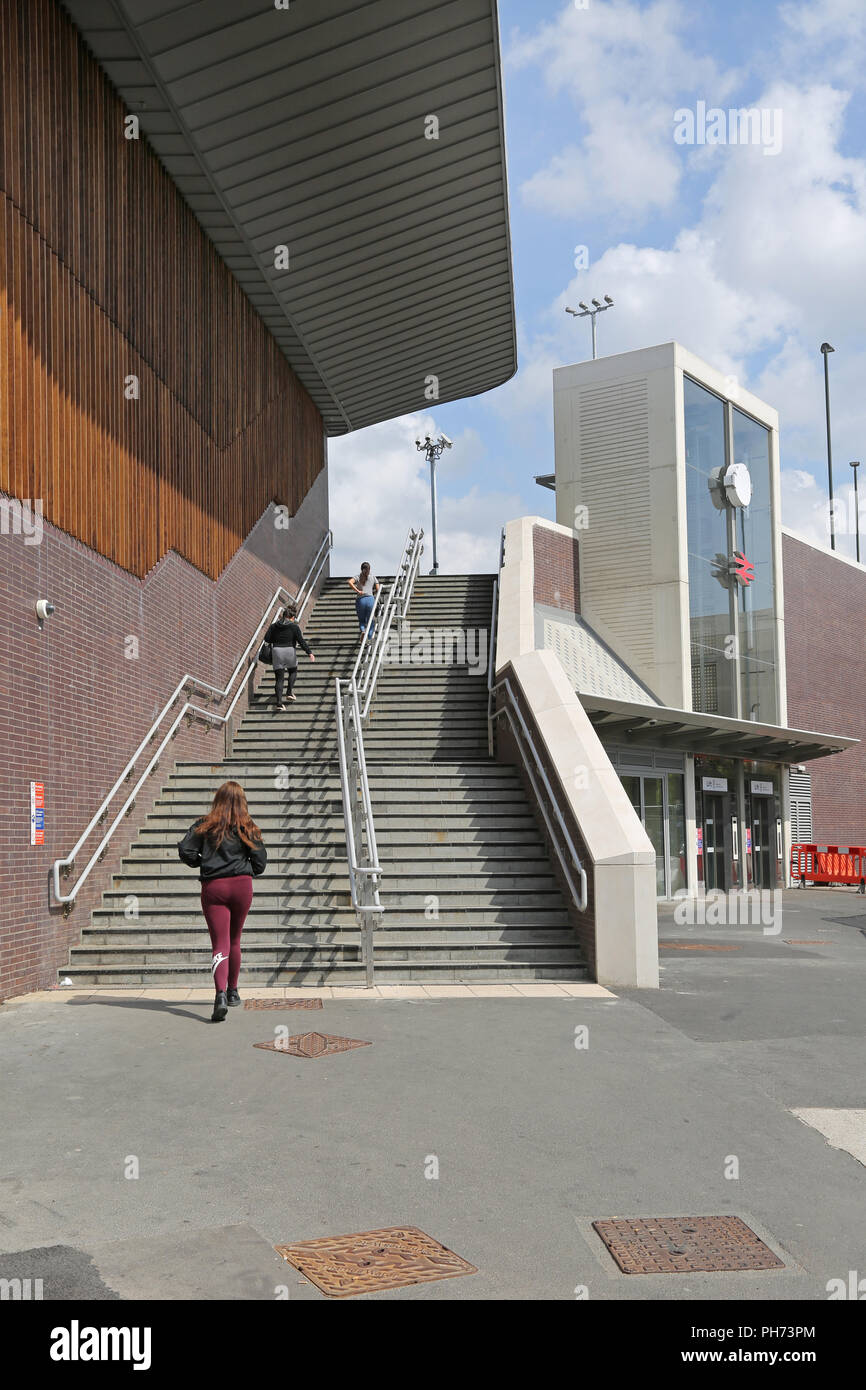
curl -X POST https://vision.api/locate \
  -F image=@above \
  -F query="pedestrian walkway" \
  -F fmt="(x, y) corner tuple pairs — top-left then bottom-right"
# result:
(3, 891), (865, 1300)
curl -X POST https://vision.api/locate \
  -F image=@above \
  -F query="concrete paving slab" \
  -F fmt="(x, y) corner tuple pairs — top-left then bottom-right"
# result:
(375, 986), (432, 998)
(791, 1109), (866, 1168)
(511, 983), (570, 996)
(466, 985), (526, 996)
(87, 1224), (285, 1300)
(558, 983), (616, 998)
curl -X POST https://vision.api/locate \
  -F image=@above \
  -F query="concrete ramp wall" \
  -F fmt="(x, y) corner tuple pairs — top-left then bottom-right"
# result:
(495, 517), (659, 988)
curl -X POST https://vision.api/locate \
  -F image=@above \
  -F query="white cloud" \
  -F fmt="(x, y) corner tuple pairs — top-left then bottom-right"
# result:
(508, 0), (739, 220)
(781, 466), (863, 562)
(779, 0), (866, 85)
(327, 415), (524, 576)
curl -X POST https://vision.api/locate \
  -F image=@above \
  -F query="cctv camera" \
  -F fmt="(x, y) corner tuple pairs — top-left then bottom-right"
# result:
(441, 434), (452, 447)
(35, 599), (55, 623)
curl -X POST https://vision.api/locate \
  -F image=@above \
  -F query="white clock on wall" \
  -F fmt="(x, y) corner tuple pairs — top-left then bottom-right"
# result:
(723, 462), (752, 508)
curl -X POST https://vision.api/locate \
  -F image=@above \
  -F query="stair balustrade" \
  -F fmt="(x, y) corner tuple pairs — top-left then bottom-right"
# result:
(51, 530), (333, 908)
(334, 527), (424, 983)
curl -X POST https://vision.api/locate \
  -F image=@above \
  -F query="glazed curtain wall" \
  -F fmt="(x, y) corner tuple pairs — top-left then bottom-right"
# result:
(0, 0), (324, 580)
(684, 377), (778, 724)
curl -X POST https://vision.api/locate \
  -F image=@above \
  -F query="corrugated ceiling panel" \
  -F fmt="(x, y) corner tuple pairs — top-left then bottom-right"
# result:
(62, 0), (516, 433)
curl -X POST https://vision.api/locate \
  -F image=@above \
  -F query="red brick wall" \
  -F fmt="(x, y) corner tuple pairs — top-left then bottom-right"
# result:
(0, 473), (328, 999)
(782, 532), (865, 844)
(533, 525), (580, 613)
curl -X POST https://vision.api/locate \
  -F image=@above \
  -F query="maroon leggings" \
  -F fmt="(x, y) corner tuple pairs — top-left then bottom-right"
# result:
(201, 875), (253, 991)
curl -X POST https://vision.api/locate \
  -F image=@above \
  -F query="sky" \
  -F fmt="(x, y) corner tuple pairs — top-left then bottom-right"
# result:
(327, 0), (866, 577)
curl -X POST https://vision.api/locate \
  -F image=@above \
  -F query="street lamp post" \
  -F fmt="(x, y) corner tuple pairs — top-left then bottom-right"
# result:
(851, 461), (861, 563)
(820, 342), (836, 551)
(565, 296), (614, 359)
(415, 433), (452, 574)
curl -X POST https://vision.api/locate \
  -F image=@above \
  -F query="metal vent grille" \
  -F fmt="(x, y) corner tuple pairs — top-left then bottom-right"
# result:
(789, 769), (813, 842)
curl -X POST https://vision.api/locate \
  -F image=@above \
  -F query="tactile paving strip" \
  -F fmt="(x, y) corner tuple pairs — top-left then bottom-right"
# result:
(243, 998), (323, 1009)
(275, 1226), (477, 1297)
(253, 1031), (370, 1058)
(592, 1216), (784, 1274)
(660, 943), (741, 951)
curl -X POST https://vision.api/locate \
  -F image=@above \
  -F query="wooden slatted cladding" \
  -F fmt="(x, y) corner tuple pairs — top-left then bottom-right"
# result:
(0, 0), (324, 579)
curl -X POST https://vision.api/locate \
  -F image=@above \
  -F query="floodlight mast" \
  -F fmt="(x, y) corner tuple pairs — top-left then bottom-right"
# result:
(415, 434), (452, 573)
(565, 296), (615, 359)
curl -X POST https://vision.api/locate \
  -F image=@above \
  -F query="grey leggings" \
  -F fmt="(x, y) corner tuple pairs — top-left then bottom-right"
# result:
(272, 647), (298, 703)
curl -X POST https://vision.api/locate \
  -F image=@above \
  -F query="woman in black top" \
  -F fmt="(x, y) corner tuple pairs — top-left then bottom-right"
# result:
(264, 602), (315, 710)
(178, 781), (268, 1021)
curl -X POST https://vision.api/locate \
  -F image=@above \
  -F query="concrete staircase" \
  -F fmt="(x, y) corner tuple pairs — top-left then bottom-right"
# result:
(62, 574), (587, 985)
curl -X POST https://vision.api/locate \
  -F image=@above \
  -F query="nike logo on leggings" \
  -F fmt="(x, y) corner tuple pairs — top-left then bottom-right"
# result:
(211, 952), (227, 976)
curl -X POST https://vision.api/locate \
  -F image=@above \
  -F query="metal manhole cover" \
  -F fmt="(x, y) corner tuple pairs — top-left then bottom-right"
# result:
(660, 943), (741, 951)
(244, 998), (323, 1009)
(253, 1032), (370, 1058)
(274, 1226), (477, 1297)
(592, 1216), (784, 1274)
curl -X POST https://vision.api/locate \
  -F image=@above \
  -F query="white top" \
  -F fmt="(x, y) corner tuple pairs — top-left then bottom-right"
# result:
(355, 572), (377, 595)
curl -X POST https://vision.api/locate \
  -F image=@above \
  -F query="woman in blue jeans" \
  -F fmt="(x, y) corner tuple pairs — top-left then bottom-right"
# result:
(348, 562), (379, 639)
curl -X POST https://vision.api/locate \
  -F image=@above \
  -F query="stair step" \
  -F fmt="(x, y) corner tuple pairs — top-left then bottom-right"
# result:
(60, 962), (585, 985)
(91, 908), (574, 927)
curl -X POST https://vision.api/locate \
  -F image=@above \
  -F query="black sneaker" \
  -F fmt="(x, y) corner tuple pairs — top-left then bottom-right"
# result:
(226, 987), (242, 1007)
(212, 991), (228, 1022)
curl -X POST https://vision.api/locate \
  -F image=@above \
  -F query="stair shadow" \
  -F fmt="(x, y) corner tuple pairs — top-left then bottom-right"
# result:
(66, 996), (216, 1023)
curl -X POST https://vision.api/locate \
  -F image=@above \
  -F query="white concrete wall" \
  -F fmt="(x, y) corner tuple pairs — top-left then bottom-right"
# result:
(497, 516), (659, 988)
(553, 343), (689, 707)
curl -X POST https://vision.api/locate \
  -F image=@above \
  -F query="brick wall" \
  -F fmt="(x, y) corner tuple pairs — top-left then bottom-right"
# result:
(782, 531), (865, 844)
(533, 525), (580, 613)
(0, 471), (328, 1000)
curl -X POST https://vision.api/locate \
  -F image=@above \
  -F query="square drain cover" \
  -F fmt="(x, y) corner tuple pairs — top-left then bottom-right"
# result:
(253, 1031), (370, 1058)
(593, 1216), (784, 1274)
(244, 998), (323, 1009)
(275, 1226), (477, 1297)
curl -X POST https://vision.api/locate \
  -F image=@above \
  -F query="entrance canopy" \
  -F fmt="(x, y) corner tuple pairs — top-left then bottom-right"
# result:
(580, 695), (856, 764)
(64, 0), (516, 434)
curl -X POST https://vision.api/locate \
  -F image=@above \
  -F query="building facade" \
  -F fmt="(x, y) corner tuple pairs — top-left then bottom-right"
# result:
(547, 342), (856, 899)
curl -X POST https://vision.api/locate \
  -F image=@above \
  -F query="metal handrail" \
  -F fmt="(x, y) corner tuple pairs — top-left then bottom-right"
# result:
(490, 674), (589, 913)
(335, 676), (382, 987)
(51, 529), (334, 907)
(333, 525), (425, 984)
(487, 527), (505, 756)
(487, 578), (499, 758)
(349, 527), (424, 719)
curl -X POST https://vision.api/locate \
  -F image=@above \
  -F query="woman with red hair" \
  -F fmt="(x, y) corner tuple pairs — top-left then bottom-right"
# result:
(178, 781), (267, 1021)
